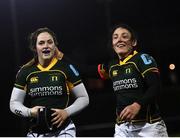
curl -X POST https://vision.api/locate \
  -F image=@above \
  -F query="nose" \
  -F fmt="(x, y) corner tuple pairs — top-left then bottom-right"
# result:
(44, 42), (49, 48)
(117, 36), (123, 42)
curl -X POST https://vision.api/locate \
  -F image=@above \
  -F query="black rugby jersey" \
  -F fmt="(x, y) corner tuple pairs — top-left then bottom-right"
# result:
(98, 50), (162, 123)
(14, 57), (82, 109)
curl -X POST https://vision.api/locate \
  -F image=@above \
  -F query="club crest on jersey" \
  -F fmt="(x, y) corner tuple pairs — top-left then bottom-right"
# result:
(125, 68), (131, 74)
(112, 70), (118, 76)
(30, 76), (39, 83)
(69, 64), (79, 76)
(51, 75), (58, 82)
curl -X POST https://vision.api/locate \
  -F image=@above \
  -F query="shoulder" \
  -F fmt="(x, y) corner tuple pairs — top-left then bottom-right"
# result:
(57, 56), (80, 76)
(133, 52), (158, 74)
(133, 52), (157, 65)
(16, 63), (35, 78)
(15, 66), (28, 79)
(99, 58), (119, 72)
(108, 58), (119, 67)
(57, 56), (78, 68)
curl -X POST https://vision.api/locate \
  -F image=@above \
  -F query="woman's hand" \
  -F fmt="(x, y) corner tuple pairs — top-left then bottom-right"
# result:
(30, 106), (44, 118)
(51, 109), (68, 128)
(119, 102), (141, 121)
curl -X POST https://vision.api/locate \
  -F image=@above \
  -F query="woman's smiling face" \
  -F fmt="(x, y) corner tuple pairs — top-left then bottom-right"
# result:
(112, 27), (136, 58)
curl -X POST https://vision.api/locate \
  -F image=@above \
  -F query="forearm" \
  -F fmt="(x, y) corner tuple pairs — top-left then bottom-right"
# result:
(136, 72), (161, 106)
(10, 87), (31, 117)
(65, 83), (89, 116)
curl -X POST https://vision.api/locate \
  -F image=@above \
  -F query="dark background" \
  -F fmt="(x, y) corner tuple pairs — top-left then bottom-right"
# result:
(1, 0), (180, 136)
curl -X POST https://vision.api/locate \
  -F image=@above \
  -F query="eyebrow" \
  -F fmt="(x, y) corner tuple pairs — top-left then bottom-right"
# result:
(38, 38), (52, 42)
(113, 32), (130, 36)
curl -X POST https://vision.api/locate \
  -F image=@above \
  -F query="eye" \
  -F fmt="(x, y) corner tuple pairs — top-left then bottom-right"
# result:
(122, 33), (131, 40)
(113, 34), (118, 39)
(38, 41), (45, 45)
(47, 39), (53, 44)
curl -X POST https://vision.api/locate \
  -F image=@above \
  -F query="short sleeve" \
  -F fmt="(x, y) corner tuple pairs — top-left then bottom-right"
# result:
(65, 63), (82, 88)
(138, 53), (159, 77)
(14, 67), (27, 90)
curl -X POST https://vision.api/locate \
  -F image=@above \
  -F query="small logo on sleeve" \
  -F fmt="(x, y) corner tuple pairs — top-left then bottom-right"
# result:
(69, 64), (79, 76)
(15, 109), (23, 116)
(141, 54), (152, 65)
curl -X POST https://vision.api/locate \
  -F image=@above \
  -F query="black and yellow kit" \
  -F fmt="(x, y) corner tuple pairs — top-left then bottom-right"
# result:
(14, 57), (82, 109)
(98, 50), (162, 124)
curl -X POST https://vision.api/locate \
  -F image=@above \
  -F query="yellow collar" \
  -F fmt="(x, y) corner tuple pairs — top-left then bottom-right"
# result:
(119, 50), (138, 65)
(37, 57), (58, 71)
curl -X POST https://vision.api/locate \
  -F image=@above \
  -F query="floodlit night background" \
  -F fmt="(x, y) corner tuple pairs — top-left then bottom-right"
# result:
(1, 0), (180, 136)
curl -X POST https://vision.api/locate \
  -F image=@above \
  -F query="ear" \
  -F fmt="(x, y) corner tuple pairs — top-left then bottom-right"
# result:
(32, 47), (37, 53)
(132, 40), (137, 47)
(30, 45), (37, 52)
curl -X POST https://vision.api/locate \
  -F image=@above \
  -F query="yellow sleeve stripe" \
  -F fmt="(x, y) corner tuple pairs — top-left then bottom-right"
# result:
(14, 83), (25, 89)
(66, 80), (82, 92)
(142, 67), (159, 77)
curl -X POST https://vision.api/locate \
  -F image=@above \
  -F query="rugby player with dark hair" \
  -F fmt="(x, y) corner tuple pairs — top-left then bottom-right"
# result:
(9, 27), (89, 137)
(97, 23), (168, 137)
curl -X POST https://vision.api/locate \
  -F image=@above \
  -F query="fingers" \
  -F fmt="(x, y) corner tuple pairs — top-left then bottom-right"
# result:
(50, 109), (67, 128)
(30, 106), (45, 117)
(52, 116), (63, 128)
(119, 107), (130, 121)
(56, 119), (64, 128)
(119, 106), (136, 121)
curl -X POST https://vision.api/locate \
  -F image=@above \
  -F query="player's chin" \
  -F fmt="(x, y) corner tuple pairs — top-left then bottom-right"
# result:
(116, 50), (128, 56)
(42, 54), (54, 60)
(114, 47), (126, 54)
